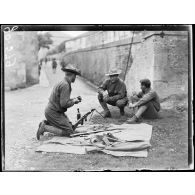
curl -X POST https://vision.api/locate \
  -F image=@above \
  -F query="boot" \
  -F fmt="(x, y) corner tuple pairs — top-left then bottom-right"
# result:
(36, 120), (46, 140)
(99, 100), (111, 118)
(103, 110), (111, 118)
(43, 125), (72, 137)
(126, 115), (141, 124)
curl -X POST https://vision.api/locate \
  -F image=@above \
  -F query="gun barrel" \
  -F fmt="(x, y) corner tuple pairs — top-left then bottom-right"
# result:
(72, 110), (94, 130)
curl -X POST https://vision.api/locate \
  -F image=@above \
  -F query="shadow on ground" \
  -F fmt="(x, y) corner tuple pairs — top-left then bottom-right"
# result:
(22, 107), (188, 171)
(4, 73), (189, 171)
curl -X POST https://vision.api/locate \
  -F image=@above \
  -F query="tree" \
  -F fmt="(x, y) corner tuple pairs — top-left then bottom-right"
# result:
(46, 40), (65, 56)
(37, 32), (53, 50)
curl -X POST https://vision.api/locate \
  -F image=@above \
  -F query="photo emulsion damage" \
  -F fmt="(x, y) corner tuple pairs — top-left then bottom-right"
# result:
(1, 25), (193, 171)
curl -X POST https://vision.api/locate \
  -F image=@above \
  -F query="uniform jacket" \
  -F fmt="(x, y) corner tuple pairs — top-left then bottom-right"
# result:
(135, 88), (160, 111)
(99, 78), (127, 102)
(48, 78), (74, 113)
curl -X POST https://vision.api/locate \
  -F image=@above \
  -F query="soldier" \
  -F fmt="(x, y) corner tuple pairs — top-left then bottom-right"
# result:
(36, 64), (82, 140)
(38, 59), (42, 76)
(98, 68), (128, 118)
(127, 78), (160, 123)
(52, 58), (57, 74)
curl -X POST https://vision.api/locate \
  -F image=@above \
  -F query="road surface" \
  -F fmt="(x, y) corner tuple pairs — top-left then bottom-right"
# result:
(4, 62), (189, 170)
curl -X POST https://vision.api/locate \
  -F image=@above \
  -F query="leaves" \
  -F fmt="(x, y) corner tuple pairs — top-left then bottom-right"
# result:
(37, 32), (53, 51)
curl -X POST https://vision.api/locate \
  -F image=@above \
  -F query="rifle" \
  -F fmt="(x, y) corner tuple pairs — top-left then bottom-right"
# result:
(72, 109), (96, 131)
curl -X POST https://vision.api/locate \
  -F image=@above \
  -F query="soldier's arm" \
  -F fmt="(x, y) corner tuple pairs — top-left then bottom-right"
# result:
(98, 79), (109, 93)
(109, 83), (126, 101)
(60, 84), (75, 109)
(135, 91), (156, 107)
(137, 91), (143, 98)
(130, 91), (143, 102)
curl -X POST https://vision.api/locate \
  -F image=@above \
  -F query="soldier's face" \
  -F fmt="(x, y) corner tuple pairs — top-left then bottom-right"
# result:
(71, 74), (76, 83)
(141, 84), (146, 92)
(110, 75), (118, 82)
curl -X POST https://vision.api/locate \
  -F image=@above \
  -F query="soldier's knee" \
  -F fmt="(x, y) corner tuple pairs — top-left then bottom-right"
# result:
(65, 123), (74, 134)
(144, 101), (153, 108)
(116, 100), (126, 108)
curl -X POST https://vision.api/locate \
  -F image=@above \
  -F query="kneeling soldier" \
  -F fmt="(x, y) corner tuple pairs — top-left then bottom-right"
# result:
(36, 64), (82, 140)
(98, 68), (128, 118)
(127, 78), (160, 123)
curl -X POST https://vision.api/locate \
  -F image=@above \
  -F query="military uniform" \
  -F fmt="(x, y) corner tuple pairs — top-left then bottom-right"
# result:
(98, 78), (128, 106)
(45, 78), (74, 134)
(132, 89), (160, 119)
(98, 68), (128, 117)
(36, 64), (81, 140)
(52, 59), (57, 73)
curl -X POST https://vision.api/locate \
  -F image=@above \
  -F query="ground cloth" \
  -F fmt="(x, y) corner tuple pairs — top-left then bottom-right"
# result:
(36, 123), (152, 157)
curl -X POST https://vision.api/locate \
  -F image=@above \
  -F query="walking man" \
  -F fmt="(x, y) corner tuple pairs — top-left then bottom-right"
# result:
(38, 59), (42, 76)
(36, 64), (82, 140)
(127, 78), (160, 123)
(98, 68), (128, 118)
(52, 58), (57, 74)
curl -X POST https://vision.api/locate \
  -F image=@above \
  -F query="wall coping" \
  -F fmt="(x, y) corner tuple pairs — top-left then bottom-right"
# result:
(62, 31), (188, 57)
(63, 39), (141, 56)
(143, 31), (188, 40)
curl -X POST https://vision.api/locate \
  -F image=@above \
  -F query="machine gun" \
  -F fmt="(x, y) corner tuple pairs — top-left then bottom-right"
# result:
(72, 109), (96, 131)
(72, 108), (105, 131)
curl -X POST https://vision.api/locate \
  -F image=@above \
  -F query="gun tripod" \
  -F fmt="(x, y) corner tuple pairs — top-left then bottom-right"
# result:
(72, 108), (106, 131)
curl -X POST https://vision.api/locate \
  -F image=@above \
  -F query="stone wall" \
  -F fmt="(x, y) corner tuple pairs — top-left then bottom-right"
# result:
(62, 31), (142, 85)
(152, 33), (188, 98)
(4, 31), (39, 89)
(125, 36), (155, 95)
(61, 31), (188, 99)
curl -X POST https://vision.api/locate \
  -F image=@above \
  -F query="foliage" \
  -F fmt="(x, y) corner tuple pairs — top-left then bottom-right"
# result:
(37, 32), (53, 50)
(47, 41), (65, 56)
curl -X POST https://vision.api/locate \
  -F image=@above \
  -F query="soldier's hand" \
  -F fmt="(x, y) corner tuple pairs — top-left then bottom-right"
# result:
(74, 99), (80, 104)
(74, 97), (81, 104)
(103, 95), (110, 102)
(77, 96), (82, 102)
(129, 103), (137, 108)
(128, 103), (133, 108)
(98, 90), (103, 95)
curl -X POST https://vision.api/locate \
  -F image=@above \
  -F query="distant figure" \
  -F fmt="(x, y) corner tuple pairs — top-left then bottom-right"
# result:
(38, 59), (42, 76)
(44, 58), (48, 64)
(98, 68), (128, 118)
(60, 59), (68, 69)
(52, 58), (58, 74)
(127, 78), (161, 123)
(39, 60), (49, 87)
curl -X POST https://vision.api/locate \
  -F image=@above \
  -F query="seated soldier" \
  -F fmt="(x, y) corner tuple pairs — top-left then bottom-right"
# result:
(36, 64), (82, 140)
(98, 68), (128, 118)
(127, 78), (160, 123)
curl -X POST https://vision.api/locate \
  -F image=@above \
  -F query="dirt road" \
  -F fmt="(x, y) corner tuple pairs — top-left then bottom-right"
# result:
(4, 64), (189, 171)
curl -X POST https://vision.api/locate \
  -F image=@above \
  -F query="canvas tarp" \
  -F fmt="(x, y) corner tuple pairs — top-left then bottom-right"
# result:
(36, 123), (152, 157)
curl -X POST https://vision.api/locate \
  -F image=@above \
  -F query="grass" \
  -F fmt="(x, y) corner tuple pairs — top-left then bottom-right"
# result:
(21, 107), (189, 171)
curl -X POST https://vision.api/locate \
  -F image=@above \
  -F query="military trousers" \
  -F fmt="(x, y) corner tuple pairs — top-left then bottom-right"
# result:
(44, 105), (73, 135)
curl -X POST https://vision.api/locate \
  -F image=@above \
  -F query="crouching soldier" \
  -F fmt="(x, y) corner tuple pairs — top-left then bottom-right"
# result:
(36, 64), (82, 140)
(127, 78), (160, 123)
(98, 68), (128, 118)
